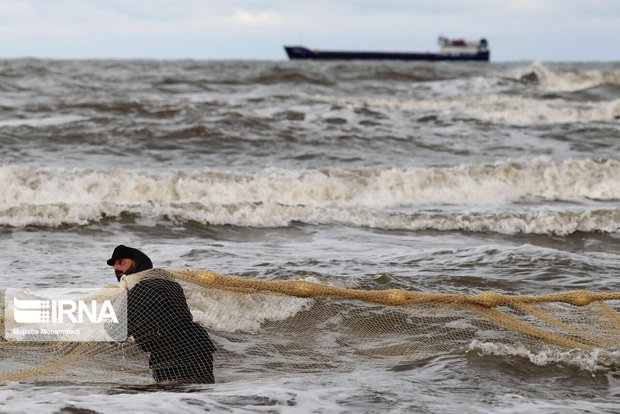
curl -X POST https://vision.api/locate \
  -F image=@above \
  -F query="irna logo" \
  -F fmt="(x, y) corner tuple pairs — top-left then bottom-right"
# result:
(5, 288), (127, 342)
(13, 297), (118, 324)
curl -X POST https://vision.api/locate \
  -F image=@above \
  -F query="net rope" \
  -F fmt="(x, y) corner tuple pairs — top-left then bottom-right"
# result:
(1, 268), (619, 384)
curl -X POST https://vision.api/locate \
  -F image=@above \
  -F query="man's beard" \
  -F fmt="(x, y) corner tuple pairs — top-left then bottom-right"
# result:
(115, 264), (136, 281)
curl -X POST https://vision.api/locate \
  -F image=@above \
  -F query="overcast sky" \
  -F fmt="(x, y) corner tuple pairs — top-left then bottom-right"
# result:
(0, 0), (618, 61)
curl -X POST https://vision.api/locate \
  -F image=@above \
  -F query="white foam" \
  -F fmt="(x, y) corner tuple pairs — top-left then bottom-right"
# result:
(468, 340), (620, 372)
(185, 285), (312, 333)
(0, 375), (350, 413)
(493, 397), (620, 414)
(0, 115), (85, 128)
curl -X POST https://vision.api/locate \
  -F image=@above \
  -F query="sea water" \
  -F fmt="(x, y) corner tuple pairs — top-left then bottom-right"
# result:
(0, 59), (619, 413)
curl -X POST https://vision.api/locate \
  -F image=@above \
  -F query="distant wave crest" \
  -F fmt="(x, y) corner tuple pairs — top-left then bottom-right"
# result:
(299, 92), (620, 125)
(518, 61), (620, 92)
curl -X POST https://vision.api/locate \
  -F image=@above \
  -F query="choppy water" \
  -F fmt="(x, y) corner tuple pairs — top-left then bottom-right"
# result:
(1, 58), (619, 413)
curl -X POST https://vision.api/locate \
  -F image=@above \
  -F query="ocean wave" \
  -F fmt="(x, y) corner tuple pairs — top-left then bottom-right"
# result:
(1, 159), (618, 233)
(298, 93), (620, 125)
(468, 340), (620, 372)
(1, 201), (617, 235)
(517, 62), (620, 92)
(2, 158), (617, 206)
(462, 96), (620, 125)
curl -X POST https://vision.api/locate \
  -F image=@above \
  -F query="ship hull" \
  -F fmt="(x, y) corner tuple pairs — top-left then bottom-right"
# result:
(284, 46), (490, 61)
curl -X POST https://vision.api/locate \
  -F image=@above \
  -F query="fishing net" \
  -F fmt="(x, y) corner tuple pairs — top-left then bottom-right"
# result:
(1, 268), (619, 384)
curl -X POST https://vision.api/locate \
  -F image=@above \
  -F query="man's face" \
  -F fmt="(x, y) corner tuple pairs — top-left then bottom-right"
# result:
(113, 258), (136, 281)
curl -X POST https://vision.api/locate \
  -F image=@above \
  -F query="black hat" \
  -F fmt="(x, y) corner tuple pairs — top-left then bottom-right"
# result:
(107, 245), (136, 266)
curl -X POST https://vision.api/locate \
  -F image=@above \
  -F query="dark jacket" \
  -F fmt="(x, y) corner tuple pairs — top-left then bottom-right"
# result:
(109, 246), (215, 383)
(127, 277), (216, 383)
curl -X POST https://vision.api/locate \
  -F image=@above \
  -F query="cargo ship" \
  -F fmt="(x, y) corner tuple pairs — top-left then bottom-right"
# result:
(284, 37), (490, 61)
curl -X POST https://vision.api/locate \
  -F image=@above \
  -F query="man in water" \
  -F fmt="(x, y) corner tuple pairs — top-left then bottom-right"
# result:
(107, 244), (216, 383)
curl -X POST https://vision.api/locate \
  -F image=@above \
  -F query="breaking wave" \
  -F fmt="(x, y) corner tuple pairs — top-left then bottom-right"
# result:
(515, 62), (620, 92)
(1, 157), (618, 234)
(1, 202), (617, 235)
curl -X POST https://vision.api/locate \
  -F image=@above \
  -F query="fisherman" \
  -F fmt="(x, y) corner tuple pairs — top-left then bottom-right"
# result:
(107, 244), (216, 384)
